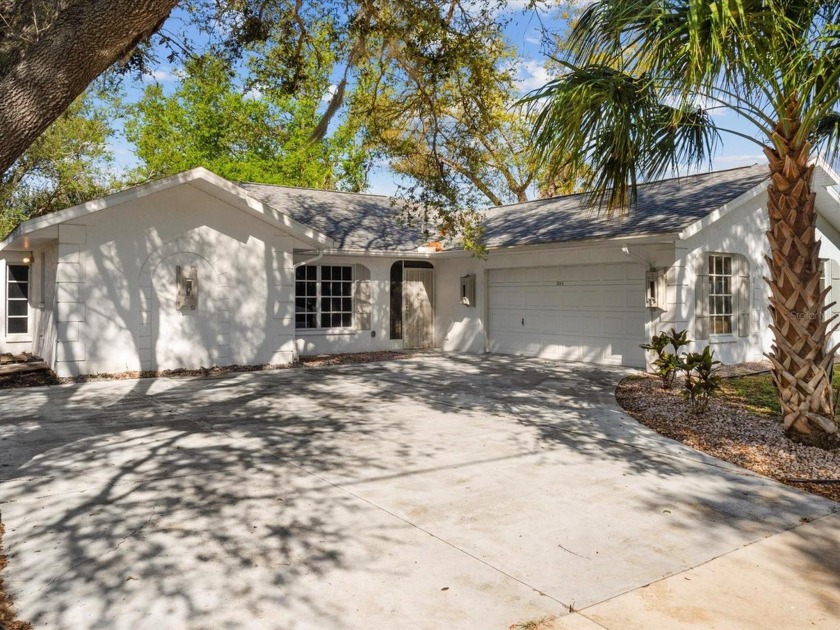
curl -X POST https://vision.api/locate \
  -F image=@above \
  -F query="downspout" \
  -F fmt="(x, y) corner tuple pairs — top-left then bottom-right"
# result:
(620, 245), (652, 269)
(291, 250), (324, 361)
(622, 245), (658, 373)
(293, 249), (324, 269)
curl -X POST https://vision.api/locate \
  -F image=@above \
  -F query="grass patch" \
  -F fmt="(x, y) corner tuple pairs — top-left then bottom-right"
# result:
(720, 374), (780, 417)
(509, 616), (558, 630)
(720, 364), (840, 418)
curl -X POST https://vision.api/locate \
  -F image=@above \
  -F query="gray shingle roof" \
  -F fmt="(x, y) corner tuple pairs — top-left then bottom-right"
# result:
(481, 165), (769, 248)
(239, 184), (426, 251)
(241, 165), (769, 252)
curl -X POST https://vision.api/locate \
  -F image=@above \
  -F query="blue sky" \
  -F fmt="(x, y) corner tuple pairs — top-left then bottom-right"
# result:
(110, 2), (767, 198)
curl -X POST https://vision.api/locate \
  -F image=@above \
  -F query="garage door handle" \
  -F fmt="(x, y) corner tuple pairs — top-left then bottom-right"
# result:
(521, 318), (525, 326)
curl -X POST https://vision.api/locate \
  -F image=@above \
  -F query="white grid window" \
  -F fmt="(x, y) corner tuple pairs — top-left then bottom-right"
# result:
(708, 255), (733, 335)
(295, 265), (353, 329)
(6, 264), (30, 335)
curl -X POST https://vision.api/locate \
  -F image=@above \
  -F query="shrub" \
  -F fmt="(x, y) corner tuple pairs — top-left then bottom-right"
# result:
(640, 328), (692, 389)
(680, 346), (722, 413)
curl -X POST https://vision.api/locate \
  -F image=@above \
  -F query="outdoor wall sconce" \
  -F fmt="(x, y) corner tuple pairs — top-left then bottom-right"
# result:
(460, 274), (476, 307)
(176, 265), (199, 310)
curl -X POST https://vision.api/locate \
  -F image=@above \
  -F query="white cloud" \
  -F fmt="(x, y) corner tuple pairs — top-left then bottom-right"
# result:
(322, 84), (339, 103)
(243, 87), (263, 101)
(515, 59), (552, 93)
(141, 68), (177, 84)
(524, 30), (542, 45)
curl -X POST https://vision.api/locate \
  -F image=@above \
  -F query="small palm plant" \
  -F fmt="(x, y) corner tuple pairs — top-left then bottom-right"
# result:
(680, 347), (722, 413)
(641, 328), (691, 388)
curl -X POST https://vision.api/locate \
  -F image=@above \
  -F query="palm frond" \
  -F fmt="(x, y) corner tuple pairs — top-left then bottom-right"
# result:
(813, 110), (840, 163)
(525, 63), (718, 214)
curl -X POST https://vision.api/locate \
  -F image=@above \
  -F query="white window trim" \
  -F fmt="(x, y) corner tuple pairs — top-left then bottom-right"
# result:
(5, 262), (32, 342)
(708, 334), (738, 344)
(295, 264), (355, 331)
(708, 253), (734, 336)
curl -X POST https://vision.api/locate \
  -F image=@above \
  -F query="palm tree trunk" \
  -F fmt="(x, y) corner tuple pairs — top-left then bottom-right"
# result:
(764, 132), (839, 441)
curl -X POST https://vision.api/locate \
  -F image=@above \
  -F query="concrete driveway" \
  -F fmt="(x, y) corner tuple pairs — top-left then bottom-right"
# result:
(0, 354), (838, 629)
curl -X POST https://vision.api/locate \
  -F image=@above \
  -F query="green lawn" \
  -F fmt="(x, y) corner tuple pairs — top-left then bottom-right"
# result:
(720, 365), (840, 418)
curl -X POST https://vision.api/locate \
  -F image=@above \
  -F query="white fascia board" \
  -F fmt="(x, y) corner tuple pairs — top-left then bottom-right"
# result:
(813, 156), (840, 186)
(311, 247), (467, 259)
(0, 166), (336, 251)
(317, 232), (676, 259)
(485, 232), (676, 255)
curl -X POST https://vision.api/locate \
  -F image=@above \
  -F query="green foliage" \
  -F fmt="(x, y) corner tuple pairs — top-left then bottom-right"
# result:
(125, 46), (368, 190)
(640, 328), (692, 389)
(144, 0), (583, 251)
(680, 347), (722, 414)
(352, 33), (575, 246)
(0, 92), (116, 237)
(526, 1), (840, 213)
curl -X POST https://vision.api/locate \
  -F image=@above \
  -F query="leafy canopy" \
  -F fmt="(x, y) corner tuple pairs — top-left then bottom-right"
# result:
(126, 42), (368, 190)
(1, 92), (116, 237)
(126, 0), (578, 247)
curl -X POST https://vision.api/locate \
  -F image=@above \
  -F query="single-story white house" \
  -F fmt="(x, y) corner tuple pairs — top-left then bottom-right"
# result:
(2, 162), (840, 377)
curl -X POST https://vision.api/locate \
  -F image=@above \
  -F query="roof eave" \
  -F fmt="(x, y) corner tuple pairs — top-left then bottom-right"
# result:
(677, 160), (840, 241)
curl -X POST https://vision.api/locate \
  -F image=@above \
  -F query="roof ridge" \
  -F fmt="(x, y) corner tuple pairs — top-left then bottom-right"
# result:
(239, 181), (392, 200)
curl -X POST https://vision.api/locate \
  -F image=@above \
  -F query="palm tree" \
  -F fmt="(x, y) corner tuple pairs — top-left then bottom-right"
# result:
(526, 1), (840, 442)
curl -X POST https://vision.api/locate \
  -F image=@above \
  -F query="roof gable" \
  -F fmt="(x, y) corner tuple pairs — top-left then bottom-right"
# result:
(0, 168), (335, 251)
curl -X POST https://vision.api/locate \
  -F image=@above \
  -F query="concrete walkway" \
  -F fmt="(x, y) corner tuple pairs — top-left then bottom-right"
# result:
(0, 354), (837, 629)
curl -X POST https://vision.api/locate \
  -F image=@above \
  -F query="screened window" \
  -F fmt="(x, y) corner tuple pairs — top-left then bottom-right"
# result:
(295, 265), (353, 329)
(6, 264), (29, 335)
(708, 254), (733, 335)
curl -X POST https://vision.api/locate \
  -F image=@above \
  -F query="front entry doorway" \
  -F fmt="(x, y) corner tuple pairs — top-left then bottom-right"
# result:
(403, 267), (435, 348)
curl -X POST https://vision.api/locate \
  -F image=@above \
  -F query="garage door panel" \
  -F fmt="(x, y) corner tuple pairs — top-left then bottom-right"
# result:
(489, 287), (512, 308)
(489, 263), (646, 368)
(602, 288), (628, 308)
(578, 288), (603, 308)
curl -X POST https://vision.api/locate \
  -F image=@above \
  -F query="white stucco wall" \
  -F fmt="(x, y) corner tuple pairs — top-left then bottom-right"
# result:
(41, 183), (302, 377)
(5, 174), (840, 375)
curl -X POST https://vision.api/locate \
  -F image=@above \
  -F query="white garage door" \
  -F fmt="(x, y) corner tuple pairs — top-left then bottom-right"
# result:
(489, 263), (647, 367)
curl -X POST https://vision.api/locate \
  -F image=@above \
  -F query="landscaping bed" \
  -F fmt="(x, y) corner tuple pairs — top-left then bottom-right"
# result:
(616, 368), (840, 503)
(1, 521), (32, 630)
(0, 351), (415, 389)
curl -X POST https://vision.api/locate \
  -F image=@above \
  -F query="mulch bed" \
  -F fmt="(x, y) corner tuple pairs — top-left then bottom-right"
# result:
(0, 521), (32, 630)
(0, 351), (414, 389)
(616, 373), (840, 503)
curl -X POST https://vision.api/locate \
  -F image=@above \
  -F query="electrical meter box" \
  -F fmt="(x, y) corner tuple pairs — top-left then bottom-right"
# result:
(176, 265), (199, 310)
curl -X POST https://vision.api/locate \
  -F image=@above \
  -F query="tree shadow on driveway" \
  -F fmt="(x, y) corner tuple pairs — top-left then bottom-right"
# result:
(0, 353), (837, 627)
